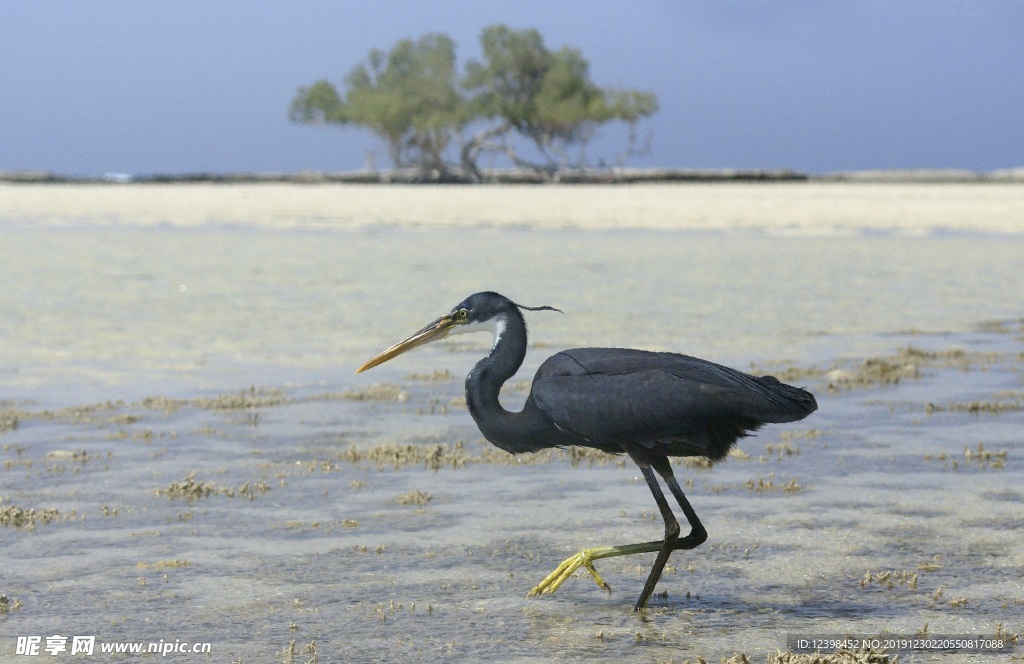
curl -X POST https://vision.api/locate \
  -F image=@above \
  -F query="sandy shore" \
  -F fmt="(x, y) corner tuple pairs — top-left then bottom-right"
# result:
(2, 181), (1023, 233)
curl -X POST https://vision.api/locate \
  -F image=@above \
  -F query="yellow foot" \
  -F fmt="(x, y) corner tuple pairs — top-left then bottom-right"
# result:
(527, 549), (612, 597)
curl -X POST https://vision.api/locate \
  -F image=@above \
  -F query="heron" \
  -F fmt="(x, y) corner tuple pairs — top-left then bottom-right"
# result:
(356, 291), (817, 610)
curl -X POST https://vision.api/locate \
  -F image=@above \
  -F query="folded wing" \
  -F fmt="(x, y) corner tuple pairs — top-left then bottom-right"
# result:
(529, 348), (817, 460)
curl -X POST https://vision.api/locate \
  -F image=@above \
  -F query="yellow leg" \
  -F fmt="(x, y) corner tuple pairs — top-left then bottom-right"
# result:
(527, 540), (665, 598)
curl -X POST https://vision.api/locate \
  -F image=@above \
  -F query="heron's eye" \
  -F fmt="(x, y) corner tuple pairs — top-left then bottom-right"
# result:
(458, 309), (468, 319)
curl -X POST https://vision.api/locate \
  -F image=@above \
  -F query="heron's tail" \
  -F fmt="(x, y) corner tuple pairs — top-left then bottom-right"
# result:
(757, 375), (818, 422)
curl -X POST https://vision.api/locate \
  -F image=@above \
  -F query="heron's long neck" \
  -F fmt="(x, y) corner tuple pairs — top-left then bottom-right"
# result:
(465, 311), (527, 421)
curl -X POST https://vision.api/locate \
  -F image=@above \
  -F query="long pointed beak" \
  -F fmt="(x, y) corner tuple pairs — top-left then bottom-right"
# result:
(355, 314), (459, 373)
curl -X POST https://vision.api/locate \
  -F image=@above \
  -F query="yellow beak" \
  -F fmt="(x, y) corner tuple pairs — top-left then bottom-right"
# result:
(355, 314), (460, 373)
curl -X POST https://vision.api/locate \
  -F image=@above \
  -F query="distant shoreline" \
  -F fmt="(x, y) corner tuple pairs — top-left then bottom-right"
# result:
(3, 166), (1023, 185)
(3, 179), (1022, 233)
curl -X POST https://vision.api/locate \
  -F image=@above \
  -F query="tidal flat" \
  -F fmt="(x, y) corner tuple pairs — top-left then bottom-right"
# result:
(1, 184), (1023, 662)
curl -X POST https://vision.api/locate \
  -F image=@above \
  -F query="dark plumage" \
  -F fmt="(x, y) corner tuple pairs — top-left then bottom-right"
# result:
(357, 291), (817, 610)
(495, 346), (815, 458)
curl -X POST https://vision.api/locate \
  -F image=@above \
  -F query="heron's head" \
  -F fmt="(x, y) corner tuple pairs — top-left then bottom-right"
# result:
(355, 292), (559, 373)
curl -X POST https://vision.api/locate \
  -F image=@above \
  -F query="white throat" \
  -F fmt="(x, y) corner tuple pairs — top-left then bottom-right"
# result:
(453, 314), (507, 352)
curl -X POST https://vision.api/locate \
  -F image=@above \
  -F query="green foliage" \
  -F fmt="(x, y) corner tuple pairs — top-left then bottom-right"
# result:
(463, 26), (549, 128)
(290, 25), (658, 180)
(288, 80), (344, 124)
(532, 47), (608, 142)
(291, 33), (465, 175)
(607, 89), (660, 123)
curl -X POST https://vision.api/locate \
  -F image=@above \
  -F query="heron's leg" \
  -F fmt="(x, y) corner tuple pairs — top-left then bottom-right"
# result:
(630, 454), (681, 610)
(527, 447), (681, 611)
(650, 456), (708, 550)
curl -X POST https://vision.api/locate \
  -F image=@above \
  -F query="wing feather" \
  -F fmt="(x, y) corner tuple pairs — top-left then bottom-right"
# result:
(529, 348), (816, 459)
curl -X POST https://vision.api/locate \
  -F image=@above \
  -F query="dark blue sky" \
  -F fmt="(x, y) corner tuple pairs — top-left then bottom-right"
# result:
(2, 1), (1022, 175)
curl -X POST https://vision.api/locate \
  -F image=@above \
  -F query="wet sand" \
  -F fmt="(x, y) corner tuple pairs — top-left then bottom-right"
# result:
(1, 184), (1023, 661)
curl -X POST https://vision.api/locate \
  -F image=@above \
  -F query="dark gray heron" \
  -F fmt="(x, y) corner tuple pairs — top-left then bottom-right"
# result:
(356, 291), (817, 610)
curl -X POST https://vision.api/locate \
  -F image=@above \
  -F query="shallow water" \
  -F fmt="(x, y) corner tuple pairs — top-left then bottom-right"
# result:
(3, 226), (1023, 399)
(2, 192), (1023, 661)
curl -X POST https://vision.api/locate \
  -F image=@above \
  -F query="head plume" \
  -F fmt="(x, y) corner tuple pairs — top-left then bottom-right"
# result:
(511, 301), (563, 314)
